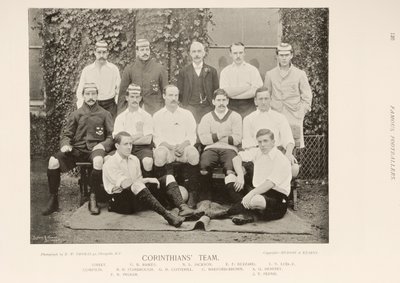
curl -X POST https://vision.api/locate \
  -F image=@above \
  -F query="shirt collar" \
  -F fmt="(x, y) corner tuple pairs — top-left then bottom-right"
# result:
(163, 105), (182, 114)
(114, 151), (134, 163)
(267, 146), (278, 159)
(231, 61), (247, 68)
(257, 108), (273, 115)
(124, 107), (144, 115)
(214, 108), (229, 119)
(91, 61), (111, 69)
(192, 61), (203, 70)
(278, 63), (293, 77)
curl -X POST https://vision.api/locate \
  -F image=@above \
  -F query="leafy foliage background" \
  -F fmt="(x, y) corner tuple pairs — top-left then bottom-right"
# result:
(279, 8), (329, 137)
(31, 8), (328, 158)
(31, 8), (212, 157)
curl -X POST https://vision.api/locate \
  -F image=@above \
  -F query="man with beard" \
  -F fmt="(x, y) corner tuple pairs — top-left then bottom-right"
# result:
(153, 85), (200, 207)
(103, 131), (194, 227)
(113, 84), (154, 177)
(43, 83), (114, 216)
(118, 39), (168, 115)
(197, 89), (242, 203)
(264, 43), (312, 149)
(76, 41), (121, 119)
(177, 41), (219, 123)
(219, 42), (263, 118)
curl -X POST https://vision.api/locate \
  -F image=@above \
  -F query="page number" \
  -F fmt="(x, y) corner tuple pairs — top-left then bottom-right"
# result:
(390, 33), (395, 41)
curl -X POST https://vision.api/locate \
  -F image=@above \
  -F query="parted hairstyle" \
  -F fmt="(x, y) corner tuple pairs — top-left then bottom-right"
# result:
(255, 86), (270, 98)
(212, 88), (229, 100)
(114, 131), (132, 145)
(256, 128), (275, 140)
(229, 42), (245, 52)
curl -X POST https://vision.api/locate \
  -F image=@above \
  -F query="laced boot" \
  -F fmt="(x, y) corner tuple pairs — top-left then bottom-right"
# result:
(88, 169), (102, 215)
(231, 213), (254, 225)
(42, 194), (59, 216)
(165, 181), (195, 217)
(88, 192), (100, 215)
(137, 188), (184, 227)
(227, 202), (254, 225)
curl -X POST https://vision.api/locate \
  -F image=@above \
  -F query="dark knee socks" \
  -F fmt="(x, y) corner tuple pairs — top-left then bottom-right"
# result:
(89, 169), (102, 194)
(47, 168), (60, 195)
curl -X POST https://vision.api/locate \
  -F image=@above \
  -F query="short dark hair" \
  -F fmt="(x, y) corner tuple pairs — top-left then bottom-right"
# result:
(256, 128), (274, 140)
(212, 88), (229, 100)
(255, 86), (270, 98)
(229, 42), (245, 52)
(114, 131), (132, 145)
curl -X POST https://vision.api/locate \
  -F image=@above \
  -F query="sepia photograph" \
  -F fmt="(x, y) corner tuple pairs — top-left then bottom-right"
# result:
(2, 0), (400, 282)
(29, 7), (328, 244)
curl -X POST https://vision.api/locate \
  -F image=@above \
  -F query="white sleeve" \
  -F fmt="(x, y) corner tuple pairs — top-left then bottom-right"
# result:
(251, 66), (263, 88)
(143, 113), (154, 136)
(114, 65), (121, 103)
(219, 68), (229, 89)
(76, 68), (87, 108)
(242, 115), (257, 149)
(185, 111), (197, 145)
(238, 148), (257, 163)
(112, 113), (124, 138)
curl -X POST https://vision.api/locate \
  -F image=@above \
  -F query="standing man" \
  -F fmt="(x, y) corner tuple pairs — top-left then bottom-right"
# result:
(207, 129), (292, 225)
(118, 39), (168, 115)
(219, 42), (263, 118)
(153, 85), (200, 207)
(264, 43), (313, 149)
(197, 89), (242, 202)
(103, 131), (194, 228)
(43, 83), (114, 216)
(113, 84), (154, 177)
(76, 40), (121, 119)
(177, 41), (219, 123)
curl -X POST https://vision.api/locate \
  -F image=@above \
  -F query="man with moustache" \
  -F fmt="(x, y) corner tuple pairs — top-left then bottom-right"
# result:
(113, 84), (154, 177)
(219, 42), (263, 118)
(177, 41), (219, 123)
(103, 131), (194, 227)
(76, 41), (121, 119)
(207, 129), (292, 225)
(118, 39), (168, 115)
(264, 43), (312, 149)
(197, 89), (242, 203)
(153, 85), (200, 207)
(43, 83), (114, 216)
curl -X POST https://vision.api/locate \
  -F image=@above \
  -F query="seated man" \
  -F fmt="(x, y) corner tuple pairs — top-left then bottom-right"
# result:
(207, 129), (292, 225)
(197, 89), (242, 202)
(153, 85), (201, 207)
(103, 132), (194, 227)
(113, 84), (154, 177)
(42, 83), (114, 216)
(242, 87), (299, 178)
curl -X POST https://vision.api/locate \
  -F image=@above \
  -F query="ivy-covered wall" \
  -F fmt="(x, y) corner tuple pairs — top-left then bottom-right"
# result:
(279, 8), (329, 137)
(33, 8), (212, 157)
(31, 8), (328, 158)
